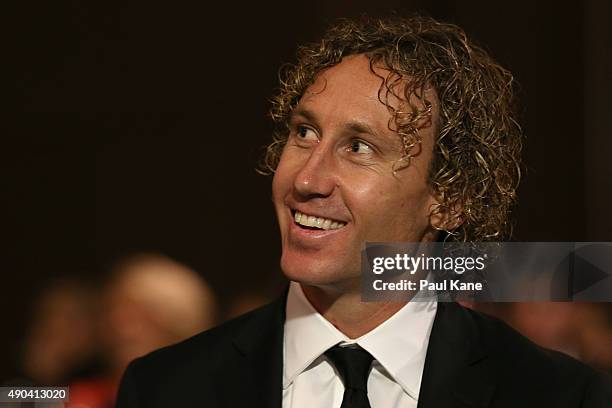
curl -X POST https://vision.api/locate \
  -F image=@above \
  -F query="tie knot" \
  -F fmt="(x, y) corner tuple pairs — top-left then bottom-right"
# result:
(324, 345), (374, 392)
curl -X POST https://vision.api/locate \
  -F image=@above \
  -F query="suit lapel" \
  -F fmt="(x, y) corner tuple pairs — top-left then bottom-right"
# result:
(418, 302), (497, 408)
(214, 292), (286, 408)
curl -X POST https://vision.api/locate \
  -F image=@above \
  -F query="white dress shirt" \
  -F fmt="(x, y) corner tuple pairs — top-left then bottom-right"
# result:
(282, 282), (437, 408)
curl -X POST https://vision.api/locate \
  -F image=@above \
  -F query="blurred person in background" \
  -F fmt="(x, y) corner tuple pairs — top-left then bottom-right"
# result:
(67, 252), (219, 408)
(102, 252), (219, 376)
(468, 302), (612, 375)
(19, 278), (103, 387)
(225, 290), (270, 320)
(508, 302), (612, 374)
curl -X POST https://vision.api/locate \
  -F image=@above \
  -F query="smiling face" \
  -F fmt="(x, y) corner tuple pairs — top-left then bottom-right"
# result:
(272, 54), (440, 291)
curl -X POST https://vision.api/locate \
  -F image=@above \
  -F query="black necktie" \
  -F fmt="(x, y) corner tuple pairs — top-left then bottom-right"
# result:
(325, 345), (374, 408)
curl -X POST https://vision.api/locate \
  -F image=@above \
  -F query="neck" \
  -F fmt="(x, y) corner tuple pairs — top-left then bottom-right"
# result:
(300, 283), (407, 339)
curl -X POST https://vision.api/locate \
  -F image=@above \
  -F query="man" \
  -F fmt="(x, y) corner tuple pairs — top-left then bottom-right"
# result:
(116, 16), (611, 407)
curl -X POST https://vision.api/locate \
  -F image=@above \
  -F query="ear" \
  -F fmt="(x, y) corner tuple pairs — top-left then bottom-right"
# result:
(428, 197), (464, 233)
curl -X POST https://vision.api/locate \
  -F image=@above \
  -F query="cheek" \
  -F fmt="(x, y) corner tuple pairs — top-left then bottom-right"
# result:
(347, 180), (400, 224)
(352, 180), (433, 232)
(271, 171), (284, 202)
(272, 151), (295, 200)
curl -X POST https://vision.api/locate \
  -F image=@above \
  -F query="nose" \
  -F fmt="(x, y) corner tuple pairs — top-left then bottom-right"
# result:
(293, 144), (337, 199)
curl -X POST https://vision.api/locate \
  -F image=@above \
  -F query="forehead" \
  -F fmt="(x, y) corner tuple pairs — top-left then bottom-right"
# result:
(297, 54), (399, 127)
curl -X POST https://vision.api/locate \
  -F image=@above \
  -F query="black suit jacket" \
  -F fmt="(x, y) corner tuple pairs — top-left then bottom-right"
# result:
(116, 295), (612, 407)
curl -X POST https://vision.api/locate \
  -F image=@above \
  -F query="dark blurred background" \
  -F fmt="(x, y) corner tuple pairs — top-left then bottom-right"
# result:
(2, 0), (611, 391)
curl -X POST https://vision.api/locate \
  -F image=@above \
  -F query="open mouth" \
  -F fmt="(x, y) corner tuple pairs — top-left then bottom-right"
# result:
(291, 210), (347, 231)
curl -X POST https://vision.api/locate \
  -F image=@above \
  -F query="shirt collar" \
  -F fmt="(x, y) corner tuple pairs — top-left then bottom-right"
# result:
(283, 281), (437, 399)
(283, 282), (347, 389)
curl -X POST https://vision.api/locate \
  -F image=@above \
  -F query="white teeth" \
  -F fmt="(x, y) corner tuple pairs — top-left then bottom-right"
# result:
(294, 211), (346, 230)
(307, 215), (316, 227)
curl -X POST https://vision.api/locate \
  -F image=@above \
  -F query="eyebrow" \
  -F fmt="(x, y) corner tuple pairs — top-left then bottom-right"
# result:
(289, 108), (317, 124)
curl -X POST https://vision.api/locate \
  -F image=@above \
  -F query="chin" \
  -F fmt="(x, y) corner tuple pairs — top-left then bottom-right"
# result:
(280, 252), (358, 287)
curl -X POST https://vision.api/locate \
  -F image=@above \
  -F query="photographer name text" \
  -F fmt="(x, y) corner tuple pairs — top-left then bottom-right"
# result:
(372, 279), (483, 292)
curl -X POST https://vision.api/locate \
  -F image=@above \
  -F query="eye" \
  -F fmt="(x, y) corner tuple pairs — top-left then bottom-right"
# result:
(296, 125), (318, 141)
(349, 139), (373, 154)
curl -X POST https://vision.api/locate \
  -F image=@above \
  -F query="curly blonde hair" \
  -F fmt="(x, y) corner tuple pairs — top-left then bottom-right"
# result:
(262, 16), (523, 242)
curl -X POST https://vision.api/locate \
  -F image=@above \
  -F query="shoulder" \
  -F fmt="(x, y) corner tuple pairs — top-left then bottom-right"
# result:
(457, 304), (612, 405)
(463, 305), (591, 373)
(116, 297), (284, 407)
(132, 297), (281, 375)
